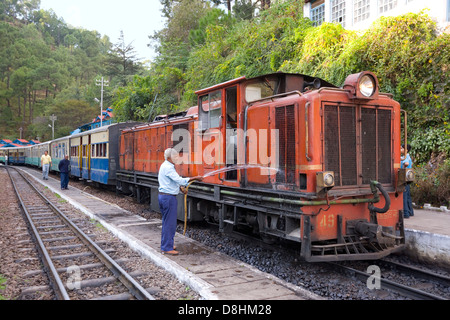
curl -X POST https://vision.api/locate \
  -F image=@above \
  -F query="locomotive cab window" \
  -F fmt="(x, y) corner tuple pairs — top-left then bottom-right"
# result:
(199, 90), (222, 130)
(245, 78), (278, 103)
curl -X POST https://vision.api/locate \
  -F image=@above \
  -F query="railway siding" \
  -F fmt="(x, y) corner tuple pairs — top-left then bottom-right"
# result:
(16, 166), (321, 300)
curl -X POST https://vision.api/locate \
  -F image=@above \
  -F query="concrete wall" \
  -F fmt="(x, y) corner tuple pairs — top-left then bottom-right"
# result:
(404, 229), (450, 268)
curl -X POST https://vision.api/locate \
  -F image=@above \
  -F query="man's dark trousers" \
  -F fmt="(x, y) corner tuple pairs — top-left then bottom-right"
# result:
(158, 194), (177, 252)
(403, 184), (414, 218)
(60, 172), (69, 189)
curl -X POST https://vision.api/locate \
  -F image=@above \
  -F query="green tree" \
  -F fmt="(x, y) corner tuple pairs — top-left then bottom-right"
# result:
(30, 99), (98, 140)
(0, 0), (40, 21)
(233, 0), (255, 20)
(106, 30), (143, 86)
(0, 3), (116, 139)
(112, 75), (155, 121)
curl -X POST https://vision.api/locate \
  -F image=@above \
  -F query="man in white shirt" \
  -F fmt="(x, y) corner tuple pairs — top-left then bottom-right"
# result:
(41, 151), (52, 180)
(158, 148), (202, 255)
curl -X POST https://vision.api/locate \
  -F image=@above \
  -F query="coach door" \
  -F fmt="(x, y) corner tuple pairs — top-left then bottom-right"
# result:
(224, 86), (238, 182)
(87, 134), (91, 180)
(81, 135), (91, 180)
(78, 137), (83, 176)
(199, 90), (222, 181)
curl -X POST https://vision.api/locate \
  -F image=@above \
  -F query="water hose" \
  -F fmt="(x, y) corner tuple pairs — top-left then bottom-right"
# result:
(183, 180), (195, 235)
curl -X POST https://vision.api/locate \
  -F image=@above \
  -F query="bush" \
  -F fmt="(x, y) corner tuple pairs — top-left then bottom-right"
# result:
(411, 153), (450, 208)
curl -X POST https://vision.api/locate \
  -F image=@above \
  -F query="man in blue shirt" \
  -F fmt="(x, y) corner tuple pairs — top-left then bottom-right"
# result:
(158, 148), (202, 255)
(401, 144), (414, 218)
(58, 155), (71, 190)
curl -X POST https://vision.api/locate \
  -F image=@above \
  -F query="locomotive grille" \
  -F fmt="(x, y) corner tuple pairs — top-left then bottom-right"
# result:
(324, 104), (392, 187)
(376, 109), (392, 184)
(276, 105), (296, 184)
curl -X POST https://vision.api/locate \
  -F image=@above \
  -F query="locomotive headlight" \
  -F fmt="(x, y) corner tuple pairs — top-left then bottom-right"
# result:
(343, 71), (379, 99)
(323, 172), (335, 186)
(397, 168), (415, 192)
(359, 74), (376, 97)
(316, 171), (335, 194)
(405, 169), (415, 182)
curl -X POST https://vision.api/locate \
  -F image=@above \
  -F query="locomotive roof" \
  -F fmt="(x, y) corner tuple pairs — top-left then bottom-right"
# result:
(195, 72), (336, 96)
(247, 72), (336, 88)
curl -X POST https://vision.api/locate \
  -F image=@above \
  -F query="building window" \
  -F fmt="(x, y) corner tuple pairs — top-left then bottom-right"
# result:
(354, 0), (370, 24)
(311, 0), (325, 26)
(379, 0), (397, 14)
(448, 0), (450, 22)
(331, 0), (346, 27)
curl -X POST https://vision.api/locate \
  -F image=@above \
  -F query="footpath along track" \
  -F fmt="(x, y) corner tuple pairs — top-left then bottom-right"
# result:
(6, 166), (155, 300)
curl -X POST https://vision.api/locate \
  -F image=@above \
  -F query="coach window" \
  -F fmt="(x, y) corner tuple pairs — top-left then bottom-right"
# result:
(199, 90), (222, 130)
(103, 143), (108, 158)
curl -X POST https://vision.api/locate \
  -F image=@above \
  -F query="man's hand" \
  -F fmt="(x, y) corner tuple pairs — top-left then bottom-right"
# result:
(189, 175), (203, 182)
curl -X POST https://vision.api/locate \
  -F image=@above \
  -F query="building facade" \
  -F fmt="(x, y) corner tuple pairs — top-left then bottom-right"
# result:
(304, 0), (450, 31)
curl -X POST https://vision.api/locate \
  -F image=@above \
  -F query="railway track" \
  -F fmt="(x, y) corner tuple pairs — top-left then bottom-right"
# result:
(328, 260), (450, 300)
(7, 166), (447, 301)
(6, 167), (155, 300)
(184, 222), (450, 300)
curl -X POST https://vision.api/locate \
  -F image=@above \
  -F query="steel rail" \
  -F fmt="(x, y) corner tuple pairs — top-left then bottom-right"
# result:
(328, 262), (447, 300)
(9, 167), (155, 300)
(380, 259), (450, 288)
(7, 167), (70, 300)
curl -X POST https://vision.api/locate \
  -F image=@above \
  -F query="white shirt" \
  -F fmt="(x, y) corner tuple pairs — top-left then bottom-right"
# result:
(158, 160), (190, 195)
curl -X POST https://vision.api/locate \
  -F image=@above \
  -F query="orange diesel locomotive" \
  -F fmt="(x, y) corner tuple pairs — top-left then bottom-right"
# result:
(117, 71), (413, 262)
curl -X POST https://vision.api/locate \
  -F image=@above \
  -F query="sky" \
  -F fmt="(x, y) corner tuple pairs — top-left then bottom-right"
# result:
(39, 0), (165, 62)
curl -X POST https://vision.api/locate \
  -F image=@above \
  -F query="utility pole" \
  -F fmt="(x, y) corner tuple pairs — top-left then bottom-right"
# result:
(49, 114), (57, 140)
(96, 77), (109, 127)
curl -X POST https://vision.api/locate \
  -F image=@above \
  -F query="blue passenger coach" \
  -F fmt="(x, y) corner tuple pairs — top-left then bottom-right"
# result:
(69, 122), (140, 185)
(2, 122), (140, 186)
(26, 142), (50, 167)
(8, 147), (26, 165)
(50, 137), (70, 172)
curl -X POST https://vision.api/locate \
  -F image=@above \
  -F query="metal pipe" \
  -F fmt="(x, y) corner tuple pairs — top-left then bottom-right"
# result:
(401, 109), (408, 155)
(305, 102), (312, 161)
(368, 181), (390, 214)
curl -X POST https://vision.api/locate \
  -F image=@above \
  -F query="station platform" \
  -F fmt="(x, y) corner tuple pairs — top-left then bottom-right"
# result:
(17, 167), (321, 300)
(403, 208), (450, 267)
